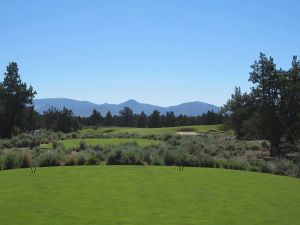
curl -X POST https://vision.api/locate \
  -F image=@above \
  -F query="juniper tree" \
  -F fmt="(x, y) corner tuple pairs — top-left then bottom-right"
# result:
(0, 62), (36, 138)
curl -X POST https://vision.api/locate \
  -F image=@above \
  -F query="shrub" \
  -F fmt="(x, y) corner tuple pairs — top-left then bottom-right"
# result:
(86, 152), (97, 165)
(37, 150), (62, 167)
(107, 150), (125, 165)
(250, 144), (261, 151)
(162, 134), (172, 141)
(0, 150), (23, 170)
(30, 138), (40, 149)
(167, 137), (181, 147)
(79, 141), (87, 150)
(261, 141), (269, 149)
(198, 155), (215, 168)
(164, 151), (177, 166)
(52, 141), (58, 149)
(76, 152), (87, 165)
(274, 158), (297, 176)
(21, 151), (32, 168)
(65, 152), (77, 166)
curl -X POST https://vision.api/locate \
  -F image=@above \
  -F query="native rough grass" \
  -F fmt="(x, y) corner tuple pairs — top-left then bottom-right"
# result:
(0, 125), (299, 176)
(40, 138), (161, 149)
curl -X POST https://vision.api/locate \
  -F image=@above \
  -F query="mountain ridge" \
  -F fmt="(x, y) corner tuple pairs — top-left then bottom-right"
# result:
(33, 98), (220, 117)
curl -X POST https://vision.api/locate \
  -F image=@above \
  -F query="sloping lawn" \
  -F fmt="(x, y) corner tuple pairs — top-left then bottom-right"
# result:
(80, 124), (226, 136)
(0, 166), (299, 225)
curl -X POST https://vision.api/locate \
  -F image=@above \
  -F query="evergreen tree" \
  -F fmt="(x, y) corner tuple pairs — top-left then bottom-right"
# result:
(166, 111), (176, 127)
(56, 108), (74, 132)
(224, 53), (300, 156)
(89, 109), (103, 126)
(119, 107), (134, 127)
(148, 110), (161, 128)
(23, 106), (41, 131)
(138, 111), (147, 128)
(104, 111), (113, 126)
(0, 62), (36, 137)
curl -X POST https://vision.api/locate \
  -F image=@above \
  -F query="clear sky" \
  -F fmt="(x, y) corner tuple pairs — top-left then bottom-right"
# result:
(0, 0), (299, 106)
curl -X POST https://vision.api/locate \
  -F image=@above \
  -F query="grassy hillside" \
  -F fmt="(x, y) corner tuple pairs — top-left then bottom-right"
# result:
(80, 124), (226, 136)
(0, 166), (299, 225)
(40, 138), (161, 149)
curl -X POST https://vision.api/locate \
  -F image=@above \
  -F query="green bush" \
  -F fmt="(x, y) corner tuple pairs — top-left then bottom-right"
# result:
(274, 158), (297, 176)
(79, 141), (87, 150)
(0, 150), (23, 170)
(107, 150), (124, 165)
(164, 151), (177, 166)
(76, 152), (87, 165)
(86, 151), (97, 165)
(37, 150), (62, 167)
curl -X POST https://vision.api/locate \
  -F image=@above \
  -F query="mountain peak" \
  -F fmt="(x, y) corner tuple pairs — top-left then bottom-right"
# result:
(121, 99), (139, 105)
(33, 98), (220, 117)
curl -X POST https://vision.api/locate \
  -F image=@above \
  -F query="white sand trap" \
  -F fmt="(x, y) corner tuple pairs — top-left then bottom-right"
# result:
(176, 131), (199, 136)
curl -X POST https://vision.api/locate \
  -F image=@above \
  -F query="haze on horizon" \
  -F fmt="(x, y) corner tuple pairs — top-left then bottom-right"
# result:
(1, 0), (300, 107)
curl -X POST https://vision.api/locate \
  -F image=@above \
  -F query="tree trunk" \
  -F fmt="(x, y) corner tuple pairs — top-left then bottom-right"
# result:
(270, 139), (280, 157)
(297, 153), (300, 178)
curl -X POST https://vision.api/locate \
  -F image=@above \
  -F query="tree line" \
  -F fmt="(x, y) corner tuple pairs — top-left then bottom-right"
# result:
(22, 107), (223, 133)
(81, 107), (223, 128)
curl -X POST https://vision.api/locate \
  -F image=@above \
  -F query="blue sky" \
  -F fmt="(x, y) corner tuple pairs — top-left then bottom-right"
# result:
(0, 0), (299, 106)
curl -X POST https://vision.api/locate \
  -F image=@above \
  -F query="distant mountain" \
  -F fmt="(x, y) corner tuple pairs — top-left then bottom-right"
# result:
(33, 98), (220, 117)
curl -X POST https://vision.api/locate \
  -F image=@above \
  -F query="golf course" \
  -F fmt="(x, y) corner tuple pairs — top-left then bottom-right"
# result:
(0, 1), (300, 224)
(0, 166), (300, 225)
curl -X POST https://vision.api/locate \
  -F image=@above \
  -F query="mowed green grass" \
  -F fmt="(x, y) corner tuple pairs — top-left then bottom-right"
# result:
(40, 138), (161, 149)
(80, 124), (225, 136)
(0, 166), (299, 225)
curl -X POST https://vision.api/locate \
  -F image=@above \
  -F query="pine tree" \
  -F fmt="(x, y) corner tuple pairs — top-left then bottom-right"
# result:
(0, 62), (36, 138)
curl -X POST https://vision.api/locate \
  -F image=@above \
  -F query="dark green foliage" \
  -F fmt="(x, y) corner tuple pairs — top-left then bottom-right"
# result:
(81, 108), (223, 128)
(107, 150), (121, 165)
(22, 106), (41, 132)
(0, 62), (36, 138)
(88, 109), (103, 126)
(42, 107), (80, 132)
(165, 111), (176, 127)
(201, 110), (224, 125)
(56, 108), (74, 132)
(224, 53), (300, 156)
(138, 111), (147, 128)
(104, 111), (113, 126)
(119, 107), (134, 127)
(148, 110), (161, 128)
(79, 140), (87, 150)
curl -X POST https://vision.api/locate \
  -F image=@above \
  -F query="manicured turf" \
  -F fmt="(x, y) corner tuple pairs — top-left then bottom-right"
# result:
(80, 124), (225, 136)
(40, 138), (161, 149)
(0, 166), (299, 225)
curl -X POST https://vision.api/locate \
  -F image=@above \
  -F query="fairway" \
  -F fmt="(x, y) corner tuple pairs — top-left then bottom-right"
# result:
(40, 138), (161, 149)
(0, 166), (299, 225)
(80, 124), (225, 136)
